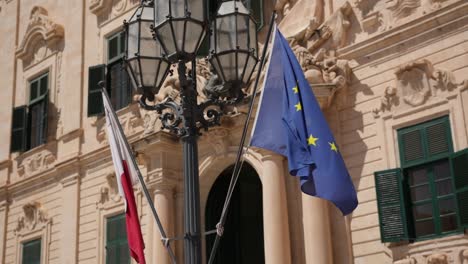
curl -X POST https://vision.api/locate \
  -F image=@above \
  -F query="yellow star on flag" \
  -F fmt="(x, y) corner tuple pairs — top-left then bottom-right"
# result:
(295, 102), (302, 111)
(292, 86), (299, 94)
(307, 134), (319, 146)
(329, 142), (338, 152)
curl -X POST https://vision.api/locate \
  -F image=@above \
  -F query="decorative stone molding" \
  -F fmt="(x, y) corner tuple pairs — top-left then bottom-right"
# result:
(14, 201), (52, 264)
(17, 149), (56, 178)
(89, 0), (111, 16)
(15, 202), (51, 235)
(386, 0), (421, 22)
(16, 6), (64, 65)
(426, 253), (448, 264)
(460, 249), (468, 264)
(203, 127), (230, 156)
(372, 59), (466, 117)
(394, 257), (417, 264)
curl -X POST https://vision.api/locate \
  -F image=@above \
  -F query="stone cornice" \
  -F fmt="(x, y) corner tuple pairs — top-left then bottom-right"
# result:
(339, 0), (468, 61)
(16, 6), (64, 61)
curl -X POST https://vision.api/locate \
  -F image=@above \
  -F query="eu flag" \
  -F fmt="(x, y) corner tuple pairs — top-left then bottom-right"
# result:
(250, 28), (358, 215)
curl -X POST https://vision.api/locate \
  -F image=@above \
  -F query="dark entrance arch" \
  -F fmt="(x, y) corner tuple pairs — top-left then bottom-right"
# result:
(205, 163), (265, 264)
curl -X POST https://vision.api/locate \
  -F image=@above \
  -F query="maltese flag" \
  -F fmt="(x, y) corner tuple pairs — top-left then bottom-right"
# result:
(102, 90), (146, 264)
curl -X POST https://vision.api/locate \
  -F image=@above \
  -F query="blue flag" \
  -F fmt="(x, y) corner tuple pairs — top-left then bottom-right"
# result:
(250, 28), (358, 215)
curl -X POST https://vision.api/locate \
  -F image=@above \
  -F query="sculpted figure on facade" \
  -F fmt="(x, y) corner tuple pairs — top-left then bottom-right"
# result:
(17, 150), (56, 178)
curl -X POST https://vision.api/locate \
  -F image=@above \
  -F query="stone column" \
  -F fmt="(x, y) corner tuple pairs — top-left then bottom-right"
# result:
(261, 153), (292, 264)
(60, 173), (80, 264)
(302, 195), (333, 264)
(0, 199), (7, 264)
(152, 183), (175, 264)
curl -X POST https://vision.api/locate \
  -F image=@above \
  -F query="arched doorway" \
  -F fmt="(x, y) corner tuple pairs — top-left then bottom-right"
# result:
(205, 163), (265, 264)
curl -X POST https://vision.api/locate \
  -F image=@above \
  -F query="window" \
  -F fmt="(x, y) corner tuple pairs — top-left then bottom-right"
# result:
(22, 239), (41, 264)
(106, 213), (130, 264)
(375, 116), (468, 242)
(11, 73), (49, 152)
(87, 32), (132, 116)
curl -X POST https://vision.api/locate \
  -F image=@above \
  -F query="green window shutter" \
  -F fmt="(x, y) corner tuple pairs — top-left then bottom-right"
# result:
(425, 117), (452, 159)
(41, 91), (49, 144)
(106, 213), (129, 264)
(11, 106), (28, 152)
(375, 168), (409, 242)
(451, 148), (468, 228)
(88, 64), (106, 116)
(108, 61), (132, 111)
(22, 239), (41, 264)
(400, 129), (424, 166)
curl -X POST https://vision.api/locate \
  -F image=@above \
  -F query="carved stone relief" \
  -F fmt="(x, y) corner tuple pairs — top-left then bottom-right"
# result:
(289, 45), (358, 108)
(373, 59), (464, 117)
(426, 253), (448, 264)
(15, 202), (50, 235)
(203, 127), (230, 156)
(17, 149), (56, 178)
(89, 0), (139, 23)
(96, 171), (122, 207)
(16, 6), (64, 67)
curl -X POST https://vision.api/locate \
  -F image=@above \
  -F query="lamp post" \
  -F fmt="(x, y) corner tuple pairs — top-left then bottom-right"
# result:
(124, 1), (258, 263)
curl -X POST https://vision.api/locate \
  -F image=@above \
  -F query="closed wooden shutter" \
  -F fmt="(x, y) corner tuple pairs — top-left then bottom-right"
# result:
(10, 106), (28, 152)
(88, 64), (106, 116)
(106, 214), (129, 264)
(451, 149), (468, 227)
(375, 168), (409, 242)
(399, 116), (452, 167)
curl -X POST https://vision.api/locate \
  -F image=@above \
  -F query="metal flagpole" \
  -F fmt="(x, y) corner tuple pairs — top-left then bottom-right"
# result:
(207, 11), (277, 264)
(101, 85), (177, 264)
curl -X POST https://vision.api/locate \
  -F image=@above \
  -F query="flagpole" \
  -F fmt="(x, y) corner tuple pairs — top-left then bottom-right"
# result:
(207, 11), (277, 264)
(101, 85), (177, 264)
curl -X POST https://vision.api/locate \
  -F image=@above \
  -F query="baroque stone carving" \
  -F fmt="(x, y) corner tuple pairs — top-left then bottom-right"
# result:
(16, 6), (64, 64)
(15, 202), (50, 234)
(460, 249), (468, 264)
(17, 150), (56, 178)
(90, 0), (138, 19)
(386, 0), (421, 21)
(291, 46), (358, 108)
(427, 253), (448, 264)
(395, 60), (433, 106)
(373, 59), (464, 117)
(97, 171), (122, 206)
(204, 127), (230, 155)
(306, 2), (353, 52)
(279, 0), (324, 42)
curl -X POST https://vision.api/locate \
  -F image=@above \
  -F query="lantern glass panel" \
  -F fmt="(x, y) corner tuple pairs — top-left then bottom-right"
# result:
(243, 55), (257, 83)
(236, 15), (249, 50)
(140, 21), (156, 57)
(156, 60), (170, 88)
(157, 23), (177, 55)
(128, 59), (141, 87)
(171, 0), (185, 17)
(140, 58), (158, 87)
(185, 22), (204, 54)
(127, 23), (139, 59)
(249, 17), (257, 51)
(154, 0), (170, 24)
(173, 20), (185, 51)
(140, 6), (153, 20)
(237, 52), (248, 79)
(188, 0), (204, 20)
(216, 16), (236, 52)
(219, 53), (237, 81)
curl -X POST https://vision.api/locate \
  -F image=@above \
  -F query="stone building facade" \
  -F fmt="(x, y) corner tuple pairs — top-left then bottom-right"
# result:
(0, 0), (467, 263)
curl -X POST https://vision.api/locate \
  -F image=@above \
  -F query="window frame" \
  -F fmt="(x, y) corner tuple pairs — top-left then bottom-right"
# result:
(21, 238), (41, 264)
(397, 116), (461, 241)
(27, 72), (49, 151)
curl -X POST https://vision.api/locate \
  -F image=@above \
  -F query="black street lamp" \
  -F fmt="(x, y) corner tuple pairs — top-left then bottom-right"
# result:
(124, 1), (258, 263)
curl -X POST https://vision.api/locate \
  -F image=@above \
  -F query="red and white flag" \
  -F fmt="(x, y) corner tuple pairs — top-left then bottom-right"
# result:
(102, 90), (146, 264)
